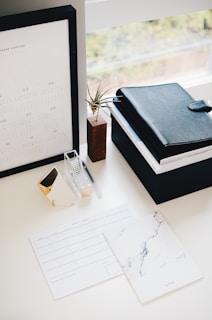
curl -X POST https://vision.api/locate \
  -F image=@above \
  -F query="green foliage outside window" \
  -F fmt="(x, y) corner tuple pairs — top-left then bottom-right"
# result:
(86, 10), (212, 92)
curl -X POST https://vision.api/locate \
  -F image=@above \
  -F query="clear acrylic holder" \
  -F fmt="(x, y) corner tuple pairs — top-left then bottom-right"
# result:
(64, 150), (92, 198)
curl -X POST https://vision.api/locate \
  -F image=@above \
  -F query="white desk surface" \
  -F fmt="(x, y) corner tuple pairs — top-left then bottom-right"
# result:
(1, 133), (212, 320)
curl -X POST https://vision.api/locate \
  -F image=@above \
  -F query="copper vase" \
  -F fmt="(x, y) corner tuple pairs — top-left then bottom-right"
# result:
(87, 115), (107, 162)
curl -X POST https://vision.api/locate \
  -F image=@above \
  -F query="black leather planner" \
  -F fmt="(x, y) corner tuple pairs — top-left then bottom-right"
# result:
(114, 83), (212, 162)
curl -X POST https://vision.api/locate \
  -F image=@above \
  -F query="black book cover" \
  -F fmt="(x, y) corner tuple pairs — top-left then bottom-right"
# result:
(114, 83), (212, 161)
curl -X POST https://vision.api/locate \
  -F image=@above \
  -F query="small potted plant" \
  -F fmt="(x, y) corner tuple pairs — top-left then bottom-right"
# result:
(86, 81), (117, 162)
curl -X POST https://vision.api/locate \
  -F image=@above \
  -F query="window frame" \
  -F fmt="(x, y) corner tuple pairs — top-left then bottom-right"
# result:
(85, 0), (212, 32)
(85, 0), (212, 101)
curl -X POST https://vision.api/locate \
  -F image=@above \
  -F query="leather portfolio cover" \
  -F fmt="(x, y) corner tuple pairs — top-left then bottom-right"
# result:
(114, 83), (212, 161)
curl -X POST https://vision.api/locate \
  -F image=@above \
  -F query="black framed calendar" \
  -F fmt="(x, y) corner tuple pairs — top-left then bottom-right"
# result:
(0, 5), (79, 178)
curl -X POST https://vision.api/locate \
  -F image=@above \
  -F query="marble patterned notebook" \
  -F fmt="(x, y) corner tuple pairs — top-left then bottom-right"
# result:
(104, 212), (203, 303)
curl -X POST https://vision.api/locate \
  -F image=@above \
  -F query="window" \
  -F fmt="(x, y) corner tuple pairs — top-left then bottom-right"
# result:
(85, 1), (212, 98)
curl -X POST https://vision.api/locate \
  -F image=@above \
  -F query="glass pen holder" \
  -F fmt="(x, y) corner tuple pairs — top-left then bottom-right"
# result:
(64, 150), (92, 199)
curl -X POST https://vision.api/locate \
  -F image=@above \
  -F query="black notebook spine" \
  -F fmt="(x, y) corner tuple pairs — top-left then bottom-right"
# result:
(114, 90), (167, 162)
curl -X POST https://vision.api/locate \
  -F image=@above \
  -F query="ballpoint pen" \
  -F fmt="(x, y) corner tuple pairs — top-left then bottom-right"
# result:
(82, 161), (102, 199)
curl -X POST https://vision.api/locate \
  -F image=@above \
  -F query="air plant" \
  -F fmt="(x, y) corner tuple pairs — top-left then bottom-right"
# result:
(86, 82), (121, 121)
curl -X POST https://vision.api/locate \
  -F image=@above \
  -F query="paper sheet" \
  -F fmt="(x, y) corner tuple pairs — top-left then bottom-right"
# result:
(0, 20), (73, 172)
(104, 212), (203, 303)
(111, 107), (212, 173)
(30, 205), (133, 299)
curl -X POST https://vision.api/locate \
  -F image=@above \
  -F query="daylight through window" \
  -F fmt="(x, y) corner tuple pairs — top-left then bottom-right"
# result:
(86, 10), (212, 95)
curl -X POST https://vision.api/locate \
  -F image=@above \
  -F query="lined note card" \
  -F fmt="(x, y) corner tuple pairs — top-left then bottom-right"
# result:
(30, 205), (133, 299)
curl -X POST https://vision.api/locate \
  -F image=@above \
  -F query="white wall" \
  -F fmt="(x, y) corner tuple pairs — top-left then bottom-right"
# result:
(0, 0), (87, 143)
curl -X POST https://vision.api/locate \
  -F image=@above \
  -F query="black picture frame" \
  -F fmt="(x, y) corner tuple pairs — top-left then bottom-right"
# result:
(0, 5), (79, 178)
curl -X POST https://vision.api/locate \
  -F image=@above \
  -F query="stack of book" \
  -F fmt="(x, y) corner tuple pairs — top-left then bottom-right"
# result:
(111, 82), (212, 203)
